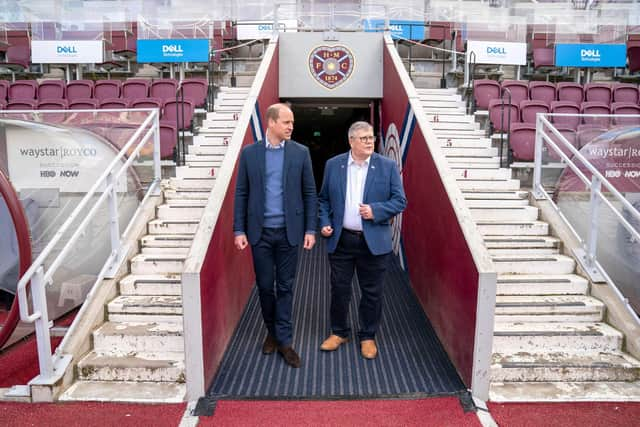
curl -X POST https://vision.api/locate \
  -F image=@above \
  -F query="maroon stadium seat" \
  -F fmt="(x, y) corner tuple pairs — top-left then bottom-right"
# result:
(131, 98), (164, 110)
(6, 99), (36, 109)
(37, 80), (66, 100)
(150, 79), (178, 100)
(473, 79), (501, 110)
(533, 47), (554, 69)
(160, 123), (178, 159)
(550, 101), (581, 130)
(99, 98), (130, 109)
(501, 80), (529, 107)
(488, 98), (519, 132)
(180, 78), (208, 108)
(8, 80), (37, 100)
(529, 81), (556, 104)
(122, 79), (150, 100)
(0, 80), (9, 101)
(545, 126), (577, 162)
(162, 99), (194, 131)
(69, 98), (99, 110)
(509, 122), (537, 161)
(576, 124), (608, 148)
(612, 83), (639, 104)
(557, 82), (584, 104)
(581, 101), (611, 127)
(611, 102), (640, 126)
(627, 45), (640, 73)
(584, 83), (612, 104)
(66, 80), (94, 101)
(37, 99), (68, 109)
(3, 45), (30, 72)
(94, 80), (122, 101)
(520, 100), (550, 123)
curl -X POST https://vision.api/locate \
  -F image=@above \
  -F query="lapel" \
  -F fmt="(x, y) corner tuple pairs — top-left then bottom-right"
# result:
(363, 153), (377, 200)
(283, 139), (292, 185)
(255, 141), (266, 191)
(339, 153), (348, 203)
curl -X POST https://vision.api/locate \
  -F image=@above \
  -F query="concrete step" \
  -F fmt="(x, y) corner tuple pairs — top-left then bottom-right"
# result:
(59, 380), (186, 403)
(188, 144), (228, 155)
(477, 220), (549, 236)
(470, 205), (539, 221)
(491, 254), (576, 275)
(493, 322), (623, 355)
(156, 203), (205, 220)
(204, 112), (239, 121)
(108, 295), (183, 316)
(446, 157), (500, 167)
(77, 351), (185, 382)
(486, 236), (560, 256)
(491, 352), (640, 382)
(141, 246), (190, 256)
(192, 134), (231, 146)
(494, 295), (605, 322)
(496, 274), (589, 296)
(442, 146), (498, 157)
(424, 113), (473, 124)
(465, 198), (530, 208)
(430, 121), (479, 131)
(489, 380), (640, 402)
(440, 139), (492, 148)
(93, 322), (184, 353)
(457, 179), (521, 191)
(162, 188), (211, 201)
(119, 274), (182, 296)
(175, 165), (219, 179)
(202, 118), (237, 128)
(423, 108), (465, 116)
(141, 234), (194, 248)
(451, 168), (510, 181)
(130, 253), (186, 275)
(415, 88), (458, 95)
(418, 93), (462, 102)
(435, 129), (486, 138)
(462, 190), (529, 201)
(168, 177), (216, 189)
(418, 100), (465, 109)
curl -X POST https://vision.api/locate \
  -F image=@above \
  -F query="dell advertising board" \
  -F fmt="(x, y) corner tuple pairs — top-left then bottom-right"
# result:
(136, 39), (209, 63)
(236, 20), (298, 40)
(555, 44), (627, 67)
(363, 19), (425, 41)
(466, 40), (527, 65)
(31, 40), (104, 63)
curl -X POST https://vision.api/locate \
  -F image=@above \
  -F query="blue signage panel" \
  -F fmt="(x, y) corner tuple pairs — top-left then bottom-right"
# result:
(136, 39), (210, 63)
(555, 43), (627, 68)
(363, 19), (424, 41)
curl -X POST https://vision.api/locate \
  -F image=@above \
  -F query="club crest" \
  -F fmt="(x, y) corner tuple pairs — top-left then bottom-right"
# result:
(308, 45), (354, 89)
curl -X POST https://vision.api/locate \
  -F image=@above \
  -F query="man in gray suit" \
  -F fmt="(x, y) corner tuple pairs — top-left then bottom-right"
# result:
(318, 121), (406, 360)
(233, 103), (317, 368)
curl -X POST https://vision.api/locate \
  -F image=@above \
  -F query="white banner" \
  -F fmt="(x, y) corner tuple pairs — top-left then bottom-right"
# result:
(466, 40), (527, 65)
(31, 40), (104, 64)
(236, 20), (297, 40)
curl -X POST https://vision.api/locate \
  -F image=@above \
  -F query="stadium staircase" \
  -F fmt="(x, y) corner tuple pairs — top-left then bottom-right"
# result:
(418, 87), (640, 401)
(59, 87), (250, 402)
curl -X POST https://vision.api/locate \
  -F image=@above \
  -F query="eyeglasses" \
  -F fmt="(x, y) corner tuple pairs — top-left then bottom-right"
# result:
(353, 135), (376, 143)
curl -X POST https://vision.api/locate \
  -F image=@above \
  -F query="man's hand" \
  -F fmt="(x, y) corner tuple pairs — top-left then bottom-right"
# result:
(321, 225), (333, 237)
(359, 203), (374, 221)
(303, 233), (316, 250)
(234, 234), (248, 250)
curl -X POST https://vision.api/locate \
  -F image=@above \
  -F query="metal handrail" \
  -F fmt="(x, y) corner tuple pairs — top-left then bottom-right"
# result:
(533, 114), (640, 322)
(498, 87), (513, 168)
(11, 108), (160, 381)
(466, 51), (476, 116)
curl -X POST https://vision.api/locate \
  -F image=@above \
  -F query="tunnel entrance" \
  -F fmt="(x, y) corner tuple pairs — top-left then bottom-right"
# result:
(289, 101), (375, 189)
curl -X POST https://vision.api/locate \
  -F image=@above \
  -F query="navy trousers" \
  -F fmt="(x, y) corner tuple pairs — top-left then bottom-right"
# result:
(251, 227), (298, 347)
(328, 230), (390, 341)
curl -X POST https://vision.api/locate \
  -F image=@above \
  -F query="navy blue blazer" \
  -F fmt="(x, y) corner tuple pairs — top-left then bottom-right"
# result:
(319, 152), (407, 255)
(233, 140), (318, 246)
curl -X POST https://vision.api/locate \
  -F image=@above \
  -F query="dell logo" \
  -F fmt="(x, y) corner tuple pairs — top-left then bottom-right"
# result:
(162, 44), (184, 53)
(581, 49), (601, 58)
(487, 47), (506, 55)
(57, 46), (78, 54)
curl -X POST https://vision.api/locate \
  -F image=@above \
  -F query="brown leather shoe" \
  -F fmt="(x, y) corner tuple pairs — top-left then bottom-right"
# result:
(262, 334), (277, 355)
(320, 334), (349, 351)
(361, 339), (377, 359)
(278, 346), (301, 368)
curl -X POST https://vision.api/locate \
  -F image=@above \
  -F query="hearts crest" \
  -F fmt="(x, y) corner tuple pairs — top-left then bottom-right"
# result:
(308, 45), (354, 89)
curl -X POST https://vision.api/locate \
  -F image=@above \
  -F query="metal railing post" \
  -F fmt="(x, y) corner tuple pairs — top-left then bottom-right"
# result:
(153, 110), (161, 185)
(586, 175), (602, 269)
(533, 114), (545, 199)
(106, 171), (121, 272)
(32, 266), (54, 380)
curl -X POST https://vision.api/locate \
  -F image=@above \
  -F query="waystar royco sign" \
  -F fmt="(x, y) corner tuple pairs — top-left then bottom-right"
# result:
(466, 40), (527, 65)
(136, 39), (210, 63)
(31, 40), (104, 63)
(555, 43), (627, 67)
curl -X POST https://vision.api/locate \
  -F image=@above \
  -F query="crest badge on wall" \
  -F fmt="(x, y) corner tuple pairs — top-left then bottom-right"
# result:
(308, 45), (354, 89)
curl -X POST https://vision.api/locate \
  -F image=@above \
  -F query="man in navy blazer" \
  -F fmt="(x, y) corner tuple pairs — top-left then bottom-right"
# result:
(318, 121), (406, 359)
(234, 103), (317, 368)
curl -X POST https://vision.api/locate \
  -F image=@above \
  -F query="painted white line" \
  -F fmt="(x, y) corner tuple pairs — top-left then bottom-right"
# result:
(179, 400), (200, 427)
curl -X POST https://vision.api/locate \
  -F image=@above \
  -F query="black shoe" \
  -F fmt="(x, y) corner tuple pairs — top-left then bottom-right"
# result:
(262, 334), (278, 355)
(278, 346), (301, 368)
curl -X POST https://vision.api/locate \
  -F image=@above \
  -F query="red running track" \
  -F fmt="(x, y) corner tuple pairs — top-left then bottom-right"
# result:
(199, 397), (481, 427)
(488, 401), (640, 427)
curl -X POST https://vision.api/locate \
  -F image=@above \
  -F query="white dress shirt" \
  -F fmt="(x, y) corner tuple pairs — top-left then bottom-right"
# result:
(343, 151), (370, 231)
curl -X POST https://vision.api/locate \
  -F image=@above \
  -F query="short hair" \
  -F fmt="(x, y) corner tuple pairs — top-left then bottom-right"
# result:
(266, 103), (291, 122)
(348, 121), (373, 139)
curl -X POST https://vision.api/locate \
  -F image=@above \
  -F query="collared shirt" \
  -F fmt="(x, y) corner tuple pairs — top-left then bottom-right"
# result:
(343, 151), (370, 231)
(263, 138), (286, 228)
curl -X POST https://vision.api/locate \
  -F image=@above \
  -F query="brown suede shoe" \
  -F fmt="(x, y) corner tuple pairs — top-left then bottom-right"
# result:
(361, 339), (377, 359)
(320, 334), (349, 351)
(278, 346), (302, 368)
(262, 334), (277, 355)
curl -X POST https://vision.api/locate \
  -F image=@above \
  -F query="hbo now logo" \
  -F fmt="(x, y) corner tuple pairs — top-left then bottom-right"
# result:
(487, 47), (506, 55)
(162, 44), (184, 53)
(57, 46), (78, 54)
(581, 49), (601, 58)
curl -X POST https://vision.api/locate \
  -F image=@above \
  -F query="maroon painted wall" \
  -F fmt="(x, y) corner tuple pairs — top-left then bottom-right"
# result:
(381, 44), (479, 386)
(200, 43), (280, 389)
